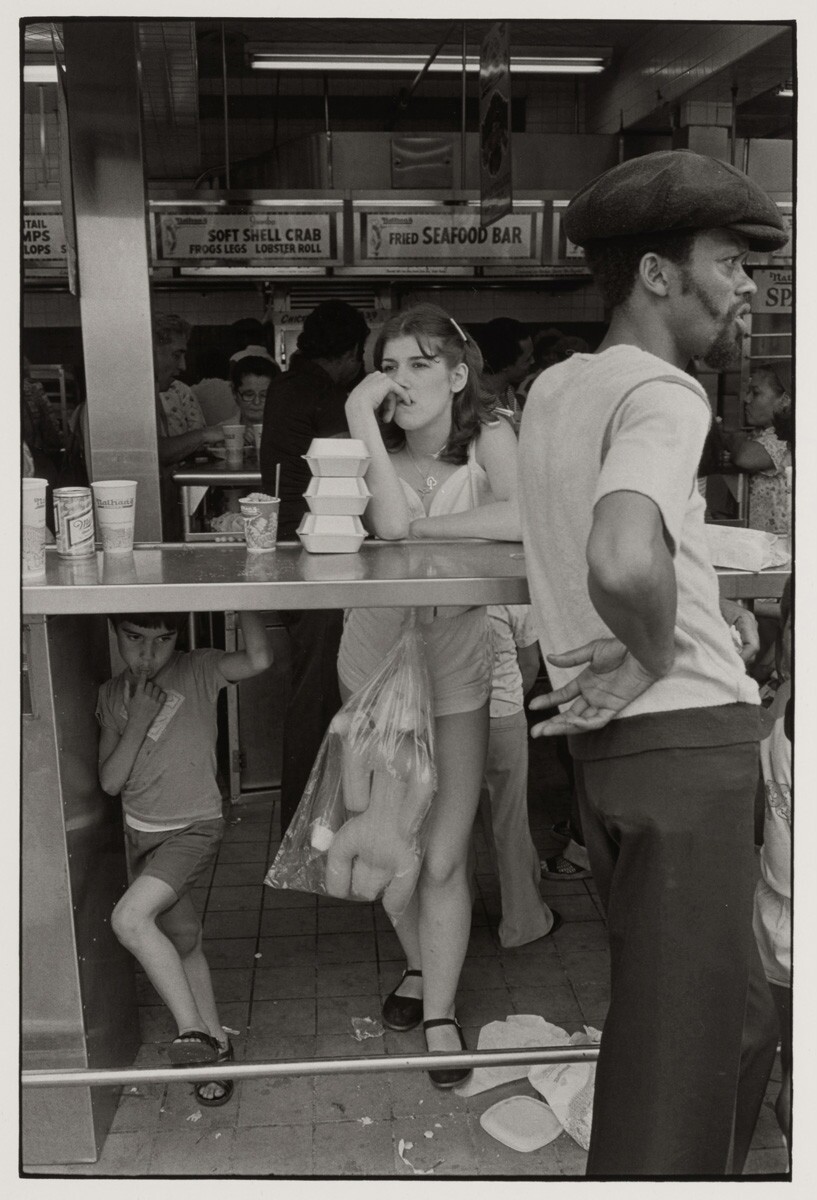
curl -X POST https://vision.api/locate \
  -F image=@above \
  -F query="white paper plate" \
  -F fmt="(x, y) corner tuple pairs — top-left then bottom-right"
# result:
(479, 1095), (562, 1152)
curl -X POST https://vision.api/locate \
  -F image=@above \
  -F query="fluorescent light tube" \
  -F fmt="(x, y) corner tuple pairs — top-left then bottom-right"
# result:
(250, 53), (605, 75)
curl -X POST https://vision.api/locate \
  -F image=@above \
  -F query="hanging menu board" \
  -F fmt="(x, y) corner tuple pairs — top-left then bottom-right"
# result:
(151, 204), (343, 267)
(23, 205), (67, 269)
(353, 203), (542, 268)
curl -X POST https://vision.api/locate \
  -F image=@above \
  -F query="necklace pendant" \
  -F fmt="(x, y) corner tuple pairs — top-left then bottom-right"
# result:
(425, 473), (438, 491)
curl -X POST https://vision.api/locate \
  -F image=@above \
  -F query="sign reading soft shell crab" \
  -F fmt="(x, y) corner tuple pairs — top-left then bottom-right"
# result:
(153, 208), (341, 266)
(358, 209), (540, 266)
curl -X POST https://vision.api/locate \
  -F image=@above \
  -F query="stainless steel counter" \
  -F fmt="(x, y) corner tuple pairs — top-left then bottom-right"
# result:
(22, 541), (789, 615)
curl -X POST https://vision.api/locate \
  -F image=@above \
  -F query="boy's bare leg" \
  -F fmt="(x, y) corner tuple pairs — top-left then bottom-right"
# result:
(160, 894), (229, 1102)
(111, 875), (208, 1036)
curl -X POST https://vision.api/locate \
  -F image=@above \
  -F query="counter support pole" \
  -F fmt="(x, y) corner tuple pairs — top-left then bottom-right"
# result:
(62, 21), (163, 541)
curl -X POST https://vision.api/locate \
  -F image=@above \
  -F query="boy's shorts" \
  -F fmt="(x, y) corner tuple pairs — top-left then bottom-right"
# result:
(125, 817), (225, 900)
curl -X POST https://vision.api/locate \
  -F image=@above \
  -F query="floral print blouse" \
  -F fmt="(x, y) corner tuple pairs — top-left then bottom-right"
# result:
(748, 426), (791, 535)
(159, 380), (206, 437)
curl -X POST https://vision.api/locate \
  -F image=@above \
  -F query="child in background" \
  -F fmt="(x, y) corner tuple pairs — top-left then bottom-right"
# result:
(480, 604), (561, 946)
(753, 578), (793, 1150)
(97, 611), (272, 1106)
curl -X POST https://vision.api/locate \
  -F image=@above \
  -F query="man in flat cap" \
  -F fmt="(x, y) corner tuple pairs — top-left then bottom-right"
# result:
(518, 151), (789, 1176)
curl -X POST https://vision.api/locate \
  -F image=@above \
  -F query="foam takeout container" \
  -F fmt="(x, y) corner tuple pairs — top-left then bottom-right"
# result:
(303, 437), (370, 477)
(304, 476), (371, 515)
(297, 513), (366, 554)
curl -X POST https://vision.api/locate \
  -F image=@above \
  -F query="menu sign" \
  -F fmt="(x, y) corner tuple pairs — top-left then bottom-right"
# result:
(153, 208), (341, 265)
(358, 209), (539, 265)
(23, 209), (67, 265)
(753, 267), (792, 314)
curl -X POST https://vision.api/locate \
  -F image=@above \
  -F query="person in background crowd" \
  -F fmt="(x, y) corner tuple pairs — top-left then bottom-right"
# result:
(480, 603), (561, 945)
(518, 150), (787, 1176)
(153, 314), (225, 466)
(475, 317), (533, 417)
(724, 364), (792, 535)
(22, 357), (64, 487)
(752, 577), (792, 1155)
(340, 303), (523, 1089)
(192, 318), (277, 427)
(519, 329), (591, 401)
(260, 300), (369, 836)
(223, 354), (281, 445)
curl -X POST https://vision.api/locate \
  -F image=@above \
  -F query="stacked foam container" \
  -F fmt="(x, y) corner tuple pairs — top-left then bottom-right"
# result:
(297, 438), (371, 553)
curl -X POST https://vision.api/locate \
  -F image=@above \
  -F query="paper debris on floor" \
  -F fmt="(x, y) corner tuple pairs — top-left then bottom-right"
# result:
(351, 1016), (385, 1041)
(186, 1111), (202, 1123)
(529, 1027), (601, 1151)
(397, 1137), (440, 1175)
(456, 1014), (602, 1151)
(454, 1014), (570, 1096)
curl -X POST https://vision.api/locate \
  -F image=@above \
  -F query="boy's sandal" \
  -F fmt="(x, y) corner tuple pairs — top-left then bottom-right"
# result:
(194, 1040), (235, 1108)
(540, 855), (592, 881)
(168, 1029), (221, 1066)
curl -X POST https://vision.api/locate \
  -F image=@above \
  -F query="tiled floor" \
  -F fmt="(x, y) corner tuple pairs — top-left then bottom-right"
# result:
(29, 741), (789, 1179)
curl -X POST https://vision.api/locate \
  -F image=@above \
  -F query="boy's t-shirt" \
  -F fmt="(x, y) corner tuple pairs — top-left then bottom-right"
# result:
(488, 604), (539, 718)
(96, 649), (228, 828)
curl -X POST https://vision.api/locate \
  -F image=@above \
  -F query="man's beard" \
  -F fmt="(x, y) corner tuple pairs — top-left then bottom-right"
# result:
(680, 270), (743, 370)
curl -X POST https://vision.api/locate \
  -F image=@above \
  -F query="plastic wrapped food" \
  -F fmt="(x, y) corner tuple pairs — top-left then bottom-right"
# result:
(265, 611), (436, 922)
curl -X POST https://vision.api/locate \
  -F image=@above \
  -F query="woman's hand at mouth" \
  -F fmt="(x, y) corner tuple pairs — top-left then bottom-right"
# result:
(347, 372), (409, 423)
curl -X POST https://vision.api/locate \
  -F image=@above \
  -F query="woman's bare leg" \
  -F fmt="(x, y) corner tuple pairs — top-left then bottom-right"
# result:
(418, 704), (489, 1051)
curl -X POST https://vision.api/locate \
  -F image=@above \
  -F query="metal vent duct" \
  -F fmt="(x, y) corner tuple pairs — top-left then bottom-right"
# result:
(284, 283), (380, 313)
(138, 21), (201, 182)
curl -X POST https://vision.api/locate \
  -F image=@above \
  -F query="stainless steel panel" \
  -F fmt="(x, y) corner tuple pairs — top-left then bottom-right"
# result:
(21, 543), (790, 615)
(238, 618), (292, 792)
(62, 22), (163, 541)
(22, 615), (140, 1165)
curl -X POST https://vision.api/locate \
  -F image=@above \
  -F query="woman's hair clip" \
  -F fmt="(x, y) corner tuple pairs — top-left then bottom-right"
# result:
(449, 318), (468, 344)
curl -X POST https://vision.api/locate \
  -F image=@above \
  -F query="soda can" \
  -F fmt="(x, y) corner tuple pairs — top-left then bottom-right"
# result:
(53, 486), (95, 558)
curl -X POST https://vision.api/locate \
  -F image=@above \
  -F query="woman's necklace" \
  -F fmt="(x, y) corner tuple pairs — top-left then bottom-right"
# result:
(404, 439), (448, 495)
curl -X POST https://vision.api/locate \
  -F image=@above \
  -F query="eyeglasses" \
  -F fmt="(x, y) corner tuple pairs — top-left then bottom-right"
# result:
(237, 390), (268, 403)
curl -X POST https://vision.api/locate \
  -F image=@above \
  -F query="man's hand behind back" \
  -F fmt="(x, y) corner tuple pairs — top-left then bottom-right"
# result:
(528, 636), (658, 736)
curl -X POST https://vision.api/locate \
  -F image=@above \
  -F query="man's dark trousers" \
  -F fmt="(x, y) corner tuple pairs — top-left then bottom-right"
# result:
(574, 739), (777, 1176)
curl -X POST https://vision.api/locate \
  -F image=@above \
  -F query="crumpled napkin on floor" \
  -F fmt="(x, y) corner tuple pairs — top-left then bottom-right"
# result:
(454, 1014), (571, 1097)
(529, 1027), (602, 1151)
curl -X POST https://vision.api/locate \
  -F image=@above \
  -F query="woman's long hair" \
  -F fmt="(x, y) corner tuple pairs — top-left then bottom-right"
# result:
(374, 303), (498, 464)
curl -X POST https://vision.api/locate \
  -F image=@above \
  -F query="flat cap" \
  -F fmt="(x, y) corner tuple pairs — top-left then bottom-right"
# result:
(564, 150), (788, 251)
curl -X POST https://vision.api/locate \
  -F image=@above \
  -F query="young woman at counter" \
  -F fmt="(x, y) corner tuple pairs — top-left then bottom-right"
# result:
(338, 303), (525, 1087)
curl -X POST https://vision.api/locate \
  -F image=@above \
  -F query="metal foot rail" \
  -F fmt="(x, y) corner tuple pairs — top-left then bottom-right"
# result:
(23, 1044), (599, 1088)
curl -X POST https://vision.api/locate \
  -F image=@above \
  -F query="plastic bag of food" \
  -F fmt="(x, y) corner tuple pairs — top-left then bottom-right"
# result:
(265, 610), (436, 922)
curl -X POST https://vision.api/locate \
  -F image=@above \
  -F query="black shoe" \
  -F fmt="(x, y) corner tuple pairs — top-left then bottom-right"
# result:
(423, 1017), (472, 1089)
(382, 968), (423, 1031)
(547, 910), (563, 935)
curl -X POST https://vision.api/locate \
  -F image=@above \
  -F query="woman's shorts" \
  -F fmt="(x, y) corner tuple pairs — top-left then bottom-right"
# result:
(125, 817), (225, 900)
(338, 606), (491, 718)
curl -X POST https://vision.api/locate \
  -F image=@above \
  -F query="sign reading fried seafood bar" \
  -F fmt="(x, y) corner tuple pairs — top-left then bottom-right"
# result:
(151, 205), (343, 266)
(355, 205), (542, 266)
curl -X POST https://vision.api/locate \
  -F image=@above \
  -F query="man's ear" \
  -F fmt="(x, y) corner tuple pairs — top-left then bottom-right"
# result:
(638, 252), (672, 298)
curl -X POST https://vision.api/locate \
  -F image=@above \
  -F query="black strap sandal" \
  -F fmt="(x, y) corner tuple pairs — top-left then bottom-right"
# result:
(167, 1029), (221, 1066)
(194, 1040), (235, 1108)
(382, 968), (423, 1032)
(423, 1017), (472, 1090)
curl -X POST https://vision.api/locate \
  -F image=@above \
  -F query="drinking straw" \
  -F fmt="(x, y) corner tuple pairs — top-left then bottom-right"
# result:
(274, 463), (281, 499)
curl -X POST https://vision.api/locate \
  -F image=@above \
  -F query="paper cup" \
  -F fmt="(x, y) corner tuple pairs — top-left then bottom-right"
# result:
(91, 480), (137, 554)
(239, 492), (279, 553)
(251, 423), (264, 453)
(223, 424), (245, 466)
(22, 477), (48, 578)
